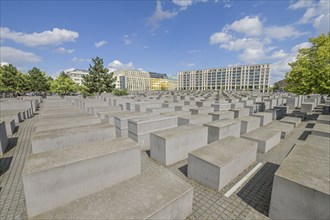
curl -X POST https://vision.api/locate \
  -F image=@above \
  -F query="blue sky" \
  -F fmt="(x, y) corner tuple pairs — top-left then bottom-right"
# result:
(1, 0), (329, 83)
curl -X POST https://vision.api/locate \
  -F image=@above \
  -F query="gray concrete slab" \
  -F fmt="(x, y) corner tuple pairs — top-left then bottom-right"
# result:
(238, 116), (260, 134)
(204, 119), (241, 143)
(178, 114), (213, 126)
(33, 167), (193, 220)
(265, 121), (294, 138)
(241, 128), (281, 153)
(188, 136), (257, 191)
(150, 124), (208, 166)
(209, 111), (235, 121)
(279, 116), (301, 127)
(311, 123), (330, 138)
(317, 114), (330, 125)
(24, 137), (141, 218)
(229, 108), (250, 118)
(0, 121), (8, 156)
(269, 144), (330, 220)
(31, 123), (116, 153)
(251, 112), (273, 126)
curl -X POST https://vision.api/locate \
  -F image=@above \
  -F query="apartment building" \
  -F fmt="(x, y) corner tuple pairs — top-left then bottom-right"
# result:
(113, 70), (168, 91)
(177, 64), (270, 92)
(66, 69), (89, 85)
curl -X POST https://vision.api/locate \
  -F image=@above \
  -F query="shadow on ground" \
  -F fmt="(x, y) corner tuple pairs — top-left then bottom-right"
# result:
(0, 156), (13, 177)
(237, 162), (280, 217)
(5, 137), (18, 153)
(298, 131), (311, 140)
(178, 164), (188, 177)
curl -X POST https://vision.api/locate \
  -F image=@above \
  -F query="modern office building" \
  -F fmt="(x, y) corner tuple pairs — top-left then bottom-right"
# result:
(66, 69), (89, 85)
(113, 70), (169, 91)
(177, 64), (270, 92)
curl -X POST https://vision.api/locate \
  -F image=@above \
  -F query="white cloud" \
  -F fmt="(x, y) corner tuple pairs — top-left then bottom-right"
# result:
(288, 0), (313, 10)
(95, 40), (107, 48)
(209, 32), (232, 44)
(265, 25), (305, 40)
(147, 1), (178, 31)
(180, 61), (196, 67)
(71, 57), (89, 62)
(238, 48), (265, 63)
(0, 27), (79, 47)
(108, 60), (134, 72)
(0, 46), (42, 65)
(291, 41), (312, 52)
(55, 47), (75, 54)
(64, 68), (75, 73)
(229, 16), (263, 36)
(172, 0), (193, 10)
(270, 50), (288, 59)
(220, 37), (264, 51)
(289, 0), (330, 34)
(122, 35), (132, 46)
(1, 61), (9, 66)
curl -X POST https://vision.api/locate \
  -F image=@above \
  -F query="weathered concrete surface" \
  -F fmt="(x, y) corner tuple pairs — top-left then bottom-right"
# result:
(0, 121), (8, 156)
(178, 114), (212, 126)
(251, 112), (273, 126)
(269, 144), (330, 220)
(204, 119), (241, 143)
(23, 137), (141, 218)
(316, 114), (330, 125)
(238, 116), (260, 134)
(31, 123), (116, 153)
(304, 135), (330, 148)
(279, 117), (301, 127)
(311, 123), (330, 138)
(34, 115), (101, 132)
(188, 136), (257, 191)
(241, 128), (281, 153)
(150, 124), (207, 166)
(229, 108), (249, 118)
(265, 121), (294, 138)
(128, 115), (178, 149)
(33, 167), (193, 220)
(208, 111), (235, 121)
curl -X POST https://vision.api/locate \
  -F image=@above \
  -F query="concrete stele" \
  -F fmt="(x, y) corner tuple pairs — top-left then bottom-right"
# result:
(188, 136), (257, 191)
(34, 167), (193, 220)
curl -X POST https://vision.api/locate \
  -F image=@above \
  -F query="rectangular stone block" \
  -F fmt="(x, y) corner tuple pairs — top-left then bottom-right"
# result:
(211, 103), (231, 111)
(317, 115), (330, 125)
(150, 124), (207, 166)
(241, 128), (281, 153)
(279, 117), (301, 127)
(269, 144), (330, 220)
(300, 103), (314, 113)
(188, 136), (257, 191)
(311, 123), (330, 138)
(286, 97), (298, 110)
(251, 112), (273, 126)
(229, 108), (250, 118)
(128, 115), (178, 149)
(0, 121), (8, 156)
(146, 107), (174, 113)
(239, 116), (260, 134)
(34, 167), (193, 220)
(23, 137), (141, 218)
(209, 111), (235, 121)
(265, 121), (294, 138)
(34, 116), (101, 132)
(231, 102), (244, 109)
(178, 114), (212, 126)
(304, 135), (330, 148)
(31, 123), (116, 153)
(204, 119), (241, 144)
(190, 106), (214, 115)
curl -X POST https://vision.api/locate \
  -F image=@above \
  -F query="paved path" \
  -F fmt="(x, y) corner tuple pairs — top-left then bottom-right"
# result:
(0, 111), (316, 219)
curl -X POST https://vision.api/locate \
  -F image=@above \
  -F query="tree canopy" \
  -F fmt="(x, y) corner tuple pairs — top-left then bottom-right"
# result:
(285, 33), (330, 95)
(28, 67), (51, 92)
(51, 72), (78, 94)
(82, 57), (116, 95)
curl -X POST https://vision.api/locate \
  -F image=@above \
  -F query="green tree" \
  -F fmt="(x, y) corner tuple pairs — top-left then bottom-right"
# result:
(51, 74), (78, 94)
(285, 33), (330, 94)
(112, 88), (128, 96)
(27, 67), (51, 92)
(17, 72), (30, 93)
(0, 64), (21, 93)
(82, 57), (116, 95)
